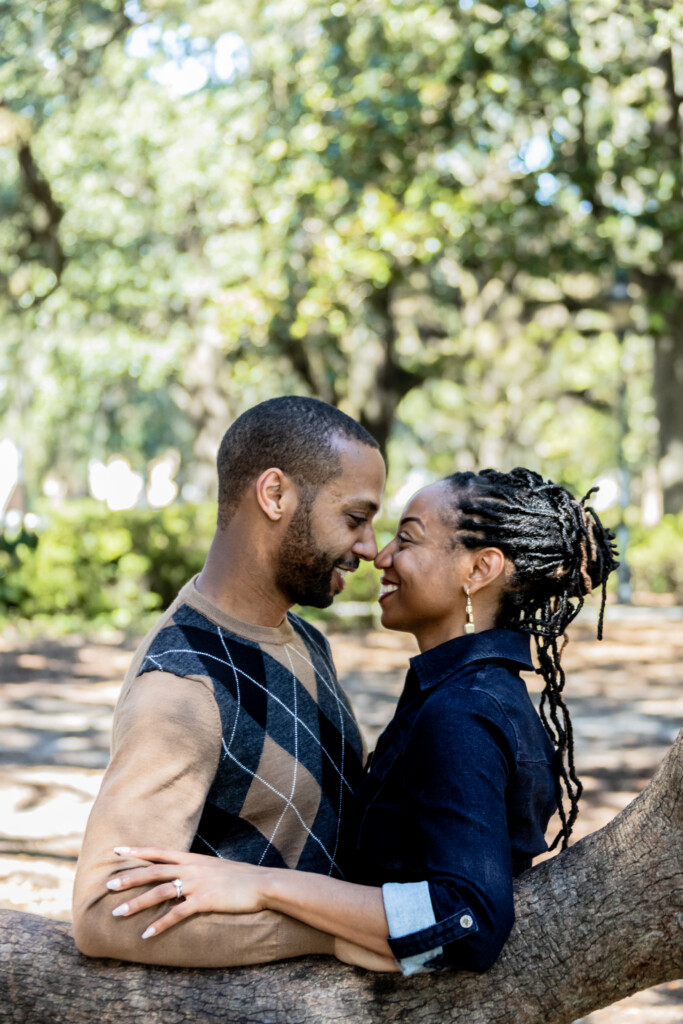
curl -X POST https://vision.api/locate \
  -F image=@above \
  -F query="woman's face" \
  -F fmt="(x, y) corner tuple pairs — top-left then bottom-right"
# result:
(375, 482), (471, 651)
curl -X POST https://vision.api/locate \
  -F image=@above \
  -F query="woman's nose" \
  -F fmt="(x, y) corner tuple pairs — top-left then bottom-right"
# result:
(374, 541), (394, 569)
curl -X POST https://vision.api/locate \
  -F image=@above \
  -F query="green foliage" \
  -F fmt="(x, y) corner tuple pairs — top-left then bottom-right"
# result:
(0, 501), (216, 628)
(627, 515), (683, 599)
(2, 500), (679, 630)
(0, 523), (39, 607)
(1, 0), (682, 515)
(0, 502), (395, 627)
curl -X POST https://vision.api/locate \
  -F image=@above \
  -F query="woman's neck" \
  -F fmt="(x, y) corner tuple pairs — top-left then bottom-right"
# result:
(413, 606), (499, 653)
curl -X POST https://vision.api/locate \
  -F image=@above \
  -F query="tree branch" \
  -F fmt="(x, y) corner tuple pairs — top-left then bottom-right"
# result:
(660, 45), (682, 146)
(11, 140), (66, 306)
(2, 727), (683, 1023)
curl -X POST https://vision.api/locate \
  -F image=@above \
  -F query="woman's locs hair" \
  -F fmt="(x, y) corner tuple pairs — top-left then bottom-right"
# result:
(442, 467), (620, 852)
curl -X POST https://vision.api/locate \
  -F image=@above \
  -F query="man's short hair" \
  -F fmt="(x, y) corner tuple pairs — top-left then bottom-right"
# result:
(216, 396), (380, 528)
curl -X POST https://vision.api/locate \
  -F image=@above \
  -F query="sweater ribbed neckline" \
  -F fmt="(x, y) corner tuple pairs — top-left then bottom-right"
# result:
(179, 576), (297, 646)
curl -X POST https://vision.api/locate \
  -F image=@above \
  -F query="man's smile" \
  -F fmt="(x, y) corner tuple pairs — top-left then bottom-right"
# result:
(332, 560), (359, 592)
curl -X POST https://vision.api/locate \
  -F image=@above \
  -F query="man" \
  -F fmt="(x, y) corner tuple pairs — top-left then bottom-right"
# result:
(73, 396), (385, 966)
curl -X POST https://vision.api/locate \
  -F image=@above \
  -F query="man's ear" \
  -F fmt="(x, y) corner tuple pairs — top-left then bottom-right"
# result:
(255, 468), (297, 522)
(468, 547), (506, 594)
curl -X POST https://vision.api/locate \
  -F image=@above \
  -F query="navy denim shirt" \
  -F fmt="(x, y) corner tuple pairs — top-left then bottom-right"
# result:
(346, 629), (557, 975)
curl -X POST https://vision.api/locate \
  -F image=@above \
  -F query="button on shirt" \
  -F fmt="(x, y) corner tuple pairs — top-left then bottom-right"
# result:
(347, 629), (558, 976)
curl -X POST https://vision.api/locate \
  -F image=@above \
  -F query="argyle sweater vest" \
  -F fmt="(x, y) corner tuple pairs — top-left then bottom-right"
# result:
(137, 601), (365, 879)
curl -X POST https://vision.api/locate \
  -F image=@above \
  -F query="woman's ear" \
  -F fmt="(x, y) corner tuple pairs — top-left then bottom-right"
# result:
(468, 547), (506, 594)
(255, 468), (297, 522)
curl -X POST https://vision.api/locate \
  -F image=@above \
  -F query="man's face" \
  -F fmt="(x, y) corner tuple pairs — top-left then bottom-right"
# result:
(275, 440), (385, 608)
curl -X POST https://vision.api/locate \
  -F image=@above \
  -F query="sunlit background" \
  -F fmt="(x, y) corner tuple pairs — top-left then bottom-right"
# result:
(2, 0), (683, 627)
(3, 16), (683, 1023)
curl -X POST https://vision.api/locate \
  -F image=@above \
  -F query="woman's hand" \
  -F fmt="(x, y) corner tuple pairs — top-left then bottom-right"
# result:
(107, 847), (394, 964)
(106, 846), (272, 940)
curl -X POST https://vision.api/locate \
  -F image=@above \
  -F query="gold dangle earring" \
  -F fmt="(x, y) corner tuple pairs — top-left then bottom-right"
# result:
(464, 585), (475, 634)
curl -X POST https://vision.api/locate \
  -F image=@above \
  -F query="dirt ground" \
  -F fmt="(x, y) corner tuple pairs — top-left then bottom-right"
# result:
(0, 607), (682, 1023)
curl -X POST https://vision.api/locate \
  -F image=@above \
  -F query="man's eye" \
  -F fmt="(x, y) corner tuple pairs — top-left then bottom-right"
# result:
(348, 514), (367, 526)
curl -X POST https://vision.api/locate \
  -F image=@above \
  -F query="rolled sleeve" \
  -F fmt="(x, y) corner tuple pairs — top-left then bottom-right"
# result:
(383, 880), (480, 975)
(383, 880), (440, 975)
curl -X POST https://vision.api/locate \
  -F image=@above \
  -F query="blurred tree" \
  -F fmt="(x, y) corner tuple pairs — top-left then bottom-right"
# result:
(1, 0), (682, 511)
(227, 0), (681, 500)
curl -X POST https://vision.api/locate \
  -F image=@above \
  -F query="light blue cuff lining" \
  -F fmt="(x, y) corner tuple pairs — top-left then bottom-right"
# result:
(382, 880), (443, 976)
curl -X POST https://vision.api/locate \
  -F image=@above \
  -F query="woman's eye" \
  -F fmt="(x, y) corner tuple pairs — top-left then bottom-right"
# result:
(396, 533), (410, 544)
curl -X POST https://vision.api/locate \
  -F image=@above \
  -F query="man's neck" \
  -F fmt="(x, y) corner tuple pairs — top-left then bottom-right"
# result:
(195, 532), (291, 628)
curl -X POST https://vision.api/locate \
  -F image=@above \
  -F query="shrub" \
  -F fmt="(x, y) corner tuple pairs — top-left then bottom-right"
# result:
(4, 503), (678, 631)
(627, 514), (683, 599)
(0, 503), (394, 628)
(0, 501), (216, 628)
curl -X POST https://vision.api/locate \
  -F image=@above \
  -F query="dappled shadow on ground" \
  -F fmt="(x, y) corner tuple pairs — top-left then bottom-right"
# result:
(0, 635), (135, 913)
(1, 611), (682, 1022)
(0, 639), (134, 768)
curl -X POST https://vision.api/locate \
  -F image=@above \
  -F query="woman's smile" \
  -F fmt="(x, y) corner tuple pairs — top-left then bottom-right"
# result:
(372, 484), (469, 650)
(378, 576), (399, 602)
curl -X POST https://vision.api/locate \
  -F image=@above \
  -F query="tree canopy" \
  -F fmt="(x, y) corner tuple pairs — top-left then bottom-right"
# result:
(1, 0), (682, 513)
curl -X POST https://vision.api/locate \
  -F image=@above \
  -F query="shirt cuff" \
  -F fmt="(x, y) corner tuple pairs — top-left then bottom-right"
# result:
(382, 881), (443, 976)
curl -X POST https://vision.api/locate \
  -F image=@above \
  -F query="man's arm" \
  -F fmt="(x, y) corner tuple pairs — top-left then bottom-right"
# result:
(72, 670), (334, 967)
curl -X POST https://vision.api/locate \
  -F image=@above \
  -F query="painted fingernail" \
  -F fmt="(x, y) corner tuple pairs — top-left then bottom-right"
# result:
(106, 879), (122, 890)
(112, 904), (129, 917)
(141, 926), (156, 940)
(113, 846), (131, 855)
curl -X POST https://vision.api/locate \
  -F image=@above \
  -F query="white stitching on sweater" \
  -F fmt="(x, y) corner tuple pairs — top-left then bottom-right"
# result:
(220, 738), (342, 875)
(142, 645), (354, 793)
(257, 644), (301, 866)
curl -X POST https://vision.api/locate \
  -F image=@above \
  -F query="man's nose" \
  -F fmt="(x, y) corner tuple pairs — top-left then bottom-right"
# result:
(353, 524), (379, 562)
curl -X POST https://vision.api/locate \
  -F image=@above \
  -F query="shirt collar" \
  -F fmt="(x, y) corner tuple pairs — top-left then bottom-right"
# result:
(409, 628), (534, 692)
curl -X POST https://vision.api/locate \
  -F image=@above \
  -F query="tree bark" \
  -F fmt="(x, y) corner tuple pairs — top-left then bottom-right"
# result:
(358, 284), (421, 460)
(655, 312), (683, 514)
(648, 45), (683, 515)
(2, 729), (683, 1024)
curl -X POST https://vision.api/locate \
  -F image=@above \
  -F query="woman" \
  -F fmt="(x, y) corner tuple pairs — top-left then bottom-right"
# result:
(105, 468), (618, 974)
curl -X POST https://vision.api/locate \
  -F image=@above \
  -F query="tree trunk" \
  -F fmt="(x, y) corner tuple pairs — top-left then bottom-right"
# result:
(358, 284), (419, 461)
(655, 313), (683, 514)
(2, 730), (683, 1024)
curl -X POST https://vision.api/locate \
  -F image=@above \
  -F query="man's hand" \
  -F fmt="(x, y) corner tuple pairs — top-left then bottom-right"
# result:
(106, 846), (271, 940)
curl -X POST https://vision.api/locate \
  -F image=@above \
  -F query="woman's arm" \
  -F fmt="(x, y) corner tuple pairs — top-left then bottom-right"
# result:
(383, 689), (516, 974)
(334, 938), (398, 972)
(105, 846), (398, 967)
(264, 864), (393, 958)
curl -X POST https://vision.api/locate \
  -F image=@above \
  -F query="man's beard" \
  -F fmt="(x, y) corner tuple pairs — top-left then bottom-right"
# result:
(275, 496), (340, 608)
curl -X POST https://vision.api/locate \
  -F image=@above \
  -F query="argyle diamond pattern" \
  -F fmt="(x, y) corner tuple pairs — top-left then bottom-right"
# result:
(138, 604), (365, 878)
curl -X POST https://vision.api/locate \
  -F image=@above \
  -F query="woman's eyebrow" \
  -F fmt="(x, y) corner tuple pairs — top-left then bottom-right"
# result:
(399, 516), (425, 530)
